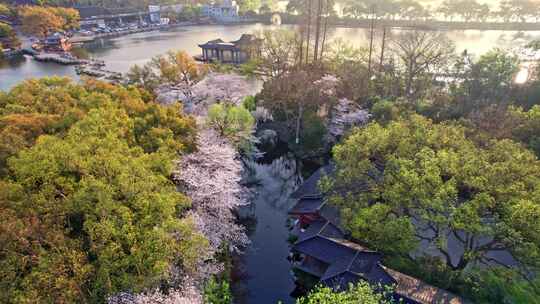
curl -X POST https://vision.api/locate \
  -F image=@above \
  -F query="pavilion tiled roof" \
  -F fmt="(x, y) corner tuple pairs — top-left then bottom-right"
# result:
(296, 220), (344, 243)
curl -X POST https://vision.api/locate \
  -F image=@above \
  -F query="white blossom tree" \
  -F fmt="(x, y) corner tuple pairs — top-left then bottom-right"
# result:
(174, 127), (250, 257)
(328, 98), (371, 137)
(313, 74), (371, 138)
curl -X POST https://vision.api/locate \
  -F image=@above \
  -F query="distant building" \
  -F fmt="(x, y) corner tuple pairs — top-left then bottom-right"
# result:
(148, 4), (183, 24)
(198, 34), (262, 64)
(148, 5), (161, 23)
(76, 6), (147, 27)
(201, 0), (240, 22)
(42, 33), (71, 52)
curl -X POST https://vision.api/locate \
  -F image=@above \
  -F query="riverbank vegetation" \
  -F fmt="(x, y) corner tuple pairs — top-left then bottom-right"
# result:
(286, 0), (540, 24)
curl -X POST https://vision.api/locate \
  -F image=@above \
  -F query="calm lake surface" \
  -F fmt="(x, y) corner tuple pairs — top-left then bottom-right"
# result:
(2, 23), (540, 90)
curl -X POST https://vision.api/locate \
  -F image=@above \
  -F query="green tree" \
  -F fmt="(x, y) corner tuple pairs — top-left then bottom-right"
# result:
(206, 103), (255, 148)
(370, 99), (401, 124)
(0, 23), (21, 50)
(0, 3), (11, 16)
(0, 104), (207, 303)
(508, 105), (540, 157)
(126, 63), (160, 93)
(0, 77), (197, 177)
(237, 0), (261, 13)
(463, 267), (540, 303)
(0, 78), (203, 302)
(203, 276), (232, 304)
(242, 95), (257, 112)
(455, 49), (520, 110)
(329, 115), (540, 275)
(296, 282), (392, 304)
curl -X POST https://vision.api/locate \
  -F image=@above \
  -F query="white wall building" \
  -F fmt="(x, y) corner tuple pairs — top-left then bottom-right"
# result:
(201, 0), (240, 22)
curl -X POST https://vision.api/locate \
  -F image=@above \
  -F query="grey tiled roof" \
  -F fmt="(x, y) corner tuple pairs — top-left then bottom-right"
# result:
(296, 220), (345, 243)
(291, 164), (335, 199)
(289, 196), (324, 214)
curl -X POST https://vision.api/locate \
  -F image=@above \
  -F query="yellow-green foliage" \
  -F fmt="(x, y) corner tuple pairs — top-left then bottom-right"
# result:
(0, 77), (206, 303)
(297, 282), (392, 304)
(206, 102), (255, 147)
(331, 114), (540, 270)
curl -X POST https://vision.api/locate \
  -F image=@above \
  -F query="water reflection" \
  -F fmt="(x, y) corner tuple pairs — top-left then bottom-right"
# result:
(0, 54), (26, 68)
(0, 55), (78, 90)
(236, 155), (302, 304)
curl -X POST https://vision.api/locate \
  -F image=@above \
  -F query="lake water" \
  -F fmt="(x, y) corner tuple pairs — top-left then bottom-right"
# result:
(2, 23), (540, 90)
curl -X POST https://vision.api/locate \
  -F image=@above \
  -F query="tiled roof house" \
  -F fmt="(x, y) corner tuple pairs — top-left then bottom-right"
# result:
(288, 164), (469, 304)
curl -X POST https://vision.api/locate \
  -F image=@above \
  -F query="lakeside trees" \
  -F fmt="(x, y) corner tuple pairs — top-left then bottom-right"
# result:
(0, 78), (206, 302)
(19, 5), (80, 38)
(338, 0), (540, 23)
(127, 50), (207, 101)
(0, 23), (20, 51)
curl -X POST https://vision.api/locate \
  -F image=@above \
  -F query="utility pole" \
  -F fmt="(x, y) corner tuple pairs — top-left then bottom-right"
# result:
(379, 26), (387, 72)
(320, 0), (329, 60)
(367, 4), (376, 96)
(313, 0), (323, 62)
(306, 0), (312, 64)
(367, 5), (375, 81)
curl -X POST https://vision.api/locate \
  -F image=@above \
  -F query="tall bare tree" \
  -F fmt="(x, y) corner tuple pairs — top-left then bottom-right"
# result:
(313, 0), (323, 62)
(390, 30), (454, 99)
(306, 0), (313, 63)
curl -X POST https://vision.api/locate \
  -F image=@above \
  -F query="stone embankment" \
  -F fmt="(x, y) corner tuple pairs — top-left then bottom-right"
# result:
(70, 21), (204, 44)
(33, 53), (90, 65)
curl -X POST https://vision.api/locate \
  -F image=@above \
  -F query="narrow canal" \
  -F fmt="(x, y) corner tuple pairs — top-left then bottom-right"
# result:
(236, 156), (302, 304)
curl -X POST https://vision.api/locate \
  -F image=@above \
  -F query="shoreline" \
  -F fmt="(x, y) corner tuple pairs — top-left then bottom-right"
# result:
(70, 19), (261, 44)
(255, 13), (540, 31)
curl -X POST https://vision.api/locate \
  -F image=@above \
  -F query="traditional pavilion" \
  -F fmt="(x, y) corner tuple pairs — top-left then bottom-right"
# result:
(198, 34), (261, 64)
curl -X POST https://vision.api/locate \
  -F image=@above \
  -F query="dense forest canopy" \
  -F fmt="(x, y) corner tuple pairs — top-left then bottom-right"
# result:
(0, 78), (206, 303)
